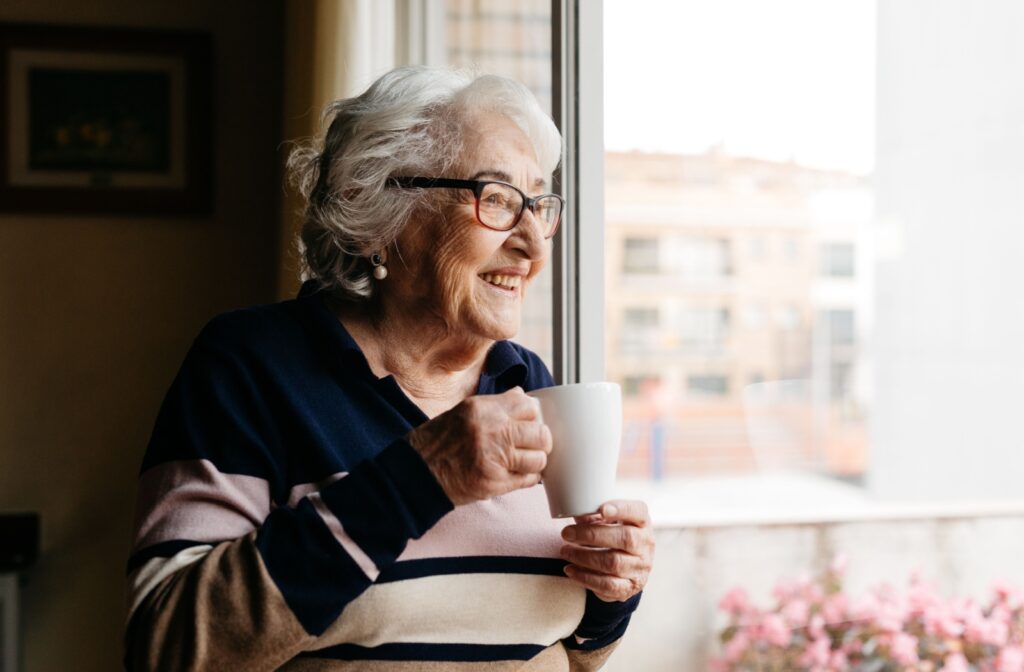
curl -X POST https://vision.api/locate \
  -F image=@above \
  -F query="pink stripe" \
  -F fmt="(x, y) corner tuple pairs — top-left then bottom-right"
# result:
(398, 484), (570, 561)
(285, 471), (347, 508)
(309, 493), (380, 581)
(132, 459), (270, 552)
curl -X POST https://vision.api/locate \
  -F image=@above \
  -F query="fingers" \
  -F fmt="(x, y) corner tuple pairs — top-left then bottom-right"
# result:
(499, 387), (543, 421)
(591, 500), (651, 527)
(509, 447), (547, 474)
(507, 472), (543, 492)
(562, 521), (649, 554)
(560, 499), (655, 603)
(560, 544), (645, 576)
(563, 565), (640, 603)
(508, 419), (552, 453)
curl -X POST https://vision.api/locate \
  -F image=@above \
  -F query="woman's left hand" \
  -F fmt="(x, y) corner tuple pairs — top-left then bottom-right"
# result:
(559, 499), (655, 603)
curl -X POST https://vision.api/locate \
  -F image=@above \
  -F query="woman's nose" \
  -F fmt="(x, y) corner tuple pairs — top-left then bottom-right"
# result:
(509, 208), (548, 260)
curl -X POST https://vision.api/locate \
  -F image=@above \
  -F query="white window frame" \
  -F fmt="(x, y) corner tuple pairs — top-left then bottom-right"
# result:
(551, 0), (605, 384)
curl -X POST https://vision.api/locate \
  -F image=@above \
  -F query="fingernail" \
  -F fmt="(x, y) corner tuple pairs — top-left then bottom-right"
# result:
(562, 527), (576, 541)
(563, 565), (575, 576)
(603, 504), (618, 517)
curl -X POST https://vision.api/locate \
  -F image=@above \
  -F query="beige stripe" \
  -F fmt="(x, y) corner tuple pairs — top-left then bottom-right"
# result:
(125, 544), (214, 620)
(399, 484), (570, 561)
(315, 573), (586, 649)
(308, 492), (380, 581)
(125, 531), (316, 670)
(279, 641), (571, 671)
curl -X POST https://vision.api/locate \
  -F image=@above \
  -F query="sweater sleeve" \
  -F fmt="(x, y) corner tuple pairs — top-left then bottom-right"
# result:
(124, 334), (453, 671)
(562, 592), (642, 671)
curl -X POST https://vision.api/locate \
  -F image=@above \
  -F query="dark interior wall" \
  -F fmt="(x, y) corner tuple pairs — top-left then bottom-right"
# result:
(0, 1), (285, 669)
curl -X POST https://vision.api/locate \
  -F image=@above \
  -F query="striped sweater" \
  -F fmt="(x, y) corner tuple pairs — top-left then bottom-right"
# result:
(125, 282), (639, 670)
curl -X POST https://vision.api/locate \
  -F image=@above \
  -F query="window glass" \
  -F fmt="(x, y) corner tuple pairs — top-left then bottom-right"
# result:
(605, 0), (872, 485)
(606, 0), (1024, 503)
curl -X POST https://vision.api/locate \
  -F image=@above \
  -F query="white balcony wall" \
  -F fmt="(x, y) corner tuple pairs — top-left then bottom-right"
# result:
(606, 515), (1024, 670)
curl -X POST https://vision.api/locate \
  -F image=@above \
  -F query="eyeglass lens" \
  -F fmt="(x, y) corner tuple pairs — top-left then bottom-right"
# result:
(478, 182), (561, 235)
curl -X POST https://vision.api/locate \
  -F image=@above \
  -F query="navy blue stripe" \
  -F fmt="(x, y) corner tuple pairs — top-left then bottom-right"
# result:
(322, 440), (453, 568)
(564, 591), (642, 650)
(378, 556), (568, 583)
(256, 499), (373, 635)
(297, 642), (546, 662)
(125, 539), (211, 574)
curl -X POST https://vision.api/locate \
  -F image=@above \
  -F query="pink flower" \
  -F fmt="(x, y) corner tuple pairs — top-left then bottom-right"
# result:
(907, 580), (941, 616)
(829, 554), (849, 577)
(923, 605), (965, 638)
(722, 631), (750, 664)
(754, 614), (791, 648)
(782, 598), (810, 628)
(993, 579), (1024, 609)
(773, 579), (798, 603)
(828, 650), (849, 671)
(808, 614), (827, 639)
(822, 593), (849, 625)
(888, 632), (919, 665)
(718, 587), (752, 616)
(798, 636), (831, 668)
(997, 645), (1024, 672)
(940, 653), (970, 672)
(964, 613), (1009, 647)
(854, 593), (904, 632)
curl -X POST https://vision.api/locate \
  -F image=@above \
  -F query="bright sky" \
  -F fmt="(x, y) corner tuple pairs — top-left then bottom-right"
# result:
(604, 0), (876, 174)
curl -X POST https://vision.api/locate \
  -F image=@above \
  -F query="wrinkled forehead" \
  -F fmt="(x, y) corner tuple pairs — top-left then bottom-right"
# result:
(457, 112), (548, 190)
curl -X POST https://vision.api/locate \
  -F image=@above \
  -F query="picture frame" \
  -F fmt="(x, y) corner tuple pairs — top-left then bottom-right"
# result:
(0, 23), (212, 215)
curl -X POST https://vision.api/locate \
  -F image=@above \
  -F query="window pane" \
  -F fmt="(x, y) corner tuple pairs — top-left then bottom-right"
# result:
(605, 0), (872, 485)
(442, 0), (553, 368)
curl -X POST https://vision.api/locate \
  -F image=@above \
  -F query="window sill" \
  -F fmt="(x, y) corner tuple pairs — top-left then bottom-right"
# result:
(614, 472), (1024, 529)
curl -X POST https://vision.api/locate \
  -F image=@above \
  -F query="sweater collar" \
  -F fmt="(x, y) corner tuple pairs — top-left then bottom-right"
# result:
(295, 280), (528, 390)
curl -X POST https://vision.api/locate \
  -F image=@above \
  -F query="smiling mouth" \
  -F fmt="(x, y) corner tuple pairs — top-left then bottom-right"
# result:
(479, 273), (522, 292)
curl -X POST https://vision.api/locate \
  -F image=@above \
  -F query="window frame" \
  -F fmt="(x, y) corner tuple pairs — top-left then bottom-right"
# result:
(551, 0), (605, 385)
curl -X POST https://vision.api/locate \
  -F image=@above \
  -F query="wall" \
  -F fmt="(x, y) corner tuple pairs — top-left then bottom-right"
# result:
(871, 0), (1024, 500)
(0, 1), (284, 670)
(607, 515), (1024, 670)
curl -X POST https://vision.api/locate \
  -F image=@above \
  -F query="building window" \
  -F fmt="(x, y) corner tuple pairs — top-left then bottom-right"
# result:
(687, 374), (729, 397)
(667, 237), (732, 279)
(820, 242), (855, 277)
(623, 307), (659, 328)
(822, 309), (855, 346)
(623, 237), (659, 274)
(680, 308), (730, 347)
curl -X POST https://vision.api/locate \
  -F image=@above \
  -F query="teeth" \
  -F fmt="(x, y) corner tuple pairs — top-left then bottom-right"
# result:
(480, 273), (522, 289)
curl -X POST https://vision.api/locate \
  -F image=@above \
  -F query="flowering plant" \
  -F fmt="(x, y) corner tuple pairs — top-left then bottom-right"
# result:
(711, 557), (1024, 672)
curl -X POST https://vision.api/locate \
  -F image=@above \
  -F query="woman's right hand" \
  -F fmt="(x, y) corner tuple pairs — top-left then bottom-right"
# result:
(406, 387), (552, 505)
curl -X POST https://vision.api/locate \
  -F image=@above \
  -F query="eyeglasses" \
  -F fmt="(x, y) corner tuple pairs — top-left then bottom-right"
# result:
(386, 176), (564, 239)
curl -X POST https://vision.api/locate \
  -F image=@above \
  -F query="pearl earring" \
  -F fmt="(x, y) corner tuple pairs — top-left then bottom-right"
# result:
(370, 252), (388, 280)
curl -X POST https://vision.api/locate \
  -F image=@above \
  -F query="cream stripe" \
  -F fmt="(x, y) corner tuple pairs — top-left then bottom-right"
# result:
(315, 573), (586, 648)
(308, 492), (380, 581)
(125, 544), (214, 621)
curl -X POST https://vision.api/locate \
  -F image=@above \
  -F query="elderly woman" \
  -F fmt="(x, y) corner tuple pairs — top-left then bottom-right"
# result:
(125, 66), (654, 671)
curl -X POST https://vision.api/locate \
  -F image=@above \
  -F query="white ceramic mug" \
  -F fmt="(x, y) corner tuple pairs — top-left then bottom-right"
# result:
(527, 382), (622, 518)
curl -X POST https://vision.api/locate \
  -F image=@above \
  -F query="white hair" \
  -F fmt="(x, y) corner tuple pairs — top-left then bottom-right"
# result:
(286, 65), (562, 299)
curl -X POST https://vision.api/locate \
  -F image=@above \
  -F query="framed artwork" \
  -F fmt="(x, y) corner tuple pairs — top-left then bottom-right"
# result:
(0, 23), (212, 215)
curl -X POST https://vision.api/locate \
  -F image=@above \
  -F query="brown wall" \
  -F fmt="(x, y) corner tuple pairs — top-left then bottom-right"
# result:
(0, 1), (285, 670)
